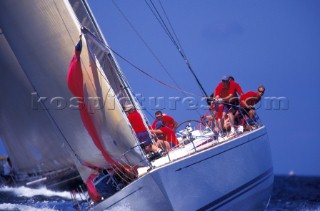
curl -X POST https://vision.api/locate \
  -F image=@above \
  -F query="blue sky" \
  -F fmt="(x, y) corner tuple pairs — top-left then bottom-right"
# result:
(87, 0), (320, 176)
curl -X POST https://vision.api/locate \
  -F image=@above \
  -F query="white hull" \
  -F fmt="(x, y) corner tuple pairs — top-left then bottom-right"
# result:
(94, 127), (273, 210)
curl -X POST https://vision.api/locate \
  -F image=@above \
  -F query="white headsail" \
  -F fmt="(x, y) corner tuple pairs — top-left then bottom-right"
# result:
(0, 0), (148, 184)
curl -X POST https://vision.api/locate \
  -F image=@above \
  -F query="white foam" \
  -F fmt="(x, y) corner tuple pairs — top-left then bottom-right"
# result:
(0, 186), (82, 200)
(0, 203), (57, 211)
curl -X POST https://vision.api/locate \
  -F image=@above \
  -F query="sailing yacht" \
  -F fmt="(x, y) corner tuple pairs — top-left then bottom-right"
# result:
(0, 0), (273, 210)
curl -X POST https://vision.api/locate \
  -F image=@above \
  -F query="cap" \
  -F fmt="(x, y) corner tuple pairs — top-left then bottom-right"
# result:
(221, 75), (229, 81)
(123, 104), (134, 112)
(228, 75), (234, 81)
(155, 121), (164, 129)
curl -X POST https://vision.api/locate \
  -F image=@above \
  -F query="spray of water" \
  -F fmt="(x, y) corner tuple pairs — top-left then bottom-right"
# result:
(0, 186), (73, 199)
(0, 203), (57, 211)
(0, 185), (88, 210)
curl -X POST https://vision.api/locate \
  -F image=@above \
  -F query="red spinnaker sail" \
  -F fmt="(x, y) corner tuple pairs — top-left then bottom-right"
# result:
(66, 39), (116, 165)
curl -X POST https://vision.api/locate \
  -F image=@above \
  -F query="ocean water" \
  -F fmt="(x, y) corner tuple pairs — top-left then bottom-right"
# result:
(267, 176), (320, 211)
(0, 176), (319, 211)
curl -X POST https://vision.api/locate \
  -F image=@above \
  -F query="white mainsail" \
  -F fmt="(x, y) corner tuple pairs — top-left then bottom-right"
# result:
(0, 32), (76, 179)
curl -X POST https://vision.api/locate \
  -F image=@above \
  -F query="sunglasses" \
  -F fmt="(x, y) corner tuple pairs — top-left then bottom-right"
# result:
(156, 115), (163, 119)
(259, 90), (265, 94)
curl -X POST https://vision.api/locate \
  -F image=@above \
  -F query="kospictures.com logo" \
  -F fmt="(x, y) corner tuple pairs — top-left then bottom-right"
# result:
(31, 92), (289, 112)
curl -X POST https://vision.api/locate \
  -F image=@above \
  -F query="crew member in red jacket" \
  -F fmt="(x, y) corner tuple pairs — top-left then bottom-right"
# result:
(151, 111), (178, 131)
(150, 121), (179, 151)
(240, 85), (265, 120)
(124, 104), (161, 154)
(228, 75), (244, 105)
(213, 76), (237, 132)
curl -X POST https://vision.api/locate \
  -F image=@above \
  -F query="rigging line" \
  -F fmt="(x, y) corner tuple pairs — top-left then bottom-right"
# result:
(83, 28), (207, 123)
(144, 0), (178, 49)
(146, 0), (185, 60)
(146, 1), (209, 120)
(145, 0), (205, 117)
(146, 0), (208, 101)
(148, 0), (184, 55)
(111, 47), (202, 97)
(146, 1), (208, 98)
(110, 1), (206, 119)
(110, 0), (200, 122)
(111, 0), (182, 92)
(82, 26), (202, 98)
(157, 0), (185, 56)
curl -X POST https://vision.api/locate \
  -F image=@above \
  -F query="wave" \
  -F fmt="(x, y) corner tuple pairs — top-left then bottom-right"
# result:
(0, 186), (83, 200)
(0, 186), (88, 210)
(0, 203), (58, 211)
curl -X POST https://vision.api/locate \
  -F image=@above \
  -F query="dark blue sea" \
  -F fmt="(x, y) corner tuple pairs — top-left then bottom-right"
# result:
(0, 175), (319, 210)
